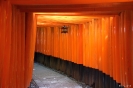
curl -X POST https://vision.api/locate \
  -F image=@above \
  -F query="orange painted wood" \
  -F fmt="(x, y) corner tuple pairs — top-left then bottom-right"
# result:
(38, 28), (41, 52)
(35, 28), (38, 52)
(47, 27), (51, 55)
(119, 12), (123, 86)
(36, 28), (39, 52)
(107, 17), (112, 77)
(25, 13), (37, 87)
(85, 23), (90, 67)
(124, 11), (129, 88)
(53, 27), (56, 57)
(124, 11), (132, 88)
(115, 15), (121, 83)
(25, 13), (31, 87)
(12, 6), (17, 88)
(46, 27), (49, 55)
(97, 18), (102, 71)
(50, 27), (53, 56)
(57, 27), (60, 58)
(76, 26), (79, 64)
(120, 12), (125, 86)
(82, 24), (86, 66)
(16, 9), (21, 88)
(66, 25), (69, 61)
(112, 16), (117, 83)
(101, 18), (106, 73)
(76, 24), (83, 64)
(88, 21), (92, 68)
(94, 19), (98, 69)
(59, 27), (63, 59)
(97, 19), (100, 70)
(47, 27), (49, 55)
(57, 27), (60, 59)
(49, 27), (52, 55)
(43, 28), (47, 54)
(31, 13), (37, 85)
(0, 1), (5, 88)
(21, 12), (25, 88)
(62, 32), (65, 60)
(89, 22), (91, 67)
(61, 27), (64, 59)
(111, 16), (115, 81)
(10, 0), (132, 5)
(19, 11), (23, 88)
(40, 28), (44, 53)
(1, 1), (12, 88)
(71, 25), (74, 62)
(64, 28), (68, 61)
(73, 25), (77, 63)
(65, 29), (69, 61)
(1, 1), (133, 88)
(0, 2), (2, 86)
(62, 26), (66, 60)
(93, 19), (97, 69)
(105, 17), (110, 75)
(62, 27), (66, 60)
(109, 17), (113, 77)
(91, 19), (96, 69)
(68, 26), (72, 62)
(131, 11), (133, 88)
(105, 17), (109, 75)
(34, 11), (133, 88)
(54, 27), (60, 58)
(45, 27), (47, 55)
(102, 18), (106, 73)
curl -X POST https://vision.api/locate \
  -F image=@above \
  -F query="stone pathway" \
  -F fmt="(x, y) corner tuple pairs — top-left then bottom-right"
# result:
(32, 63), (83, 88)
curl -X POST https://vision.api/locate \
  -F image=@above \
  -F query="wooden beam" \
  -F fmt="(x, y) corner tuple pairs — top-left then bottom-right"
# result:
(17, 2), (133, 12)
(11, 0), (133, 5)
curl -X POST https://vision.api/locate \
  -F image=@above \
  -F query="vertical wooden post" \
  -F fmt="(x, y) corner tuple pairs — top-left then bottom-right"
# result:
(124, 11), (132, 88)
(78, 24), (83, 65)
(21, 12), (25, 88)
(25, 13), (37, 87)
(131, 11), (133, 88)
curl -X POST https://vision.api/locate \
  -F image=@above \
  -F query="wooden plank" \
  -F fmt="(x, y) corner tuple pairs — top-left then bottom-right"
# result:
(0, 2), (1, 87)
(25, 13), (37, 87)
(120, 12), (125, 86)
(78, 24), (83, 64)
(11, 0), (133, 5)
(16, 8), (21, 88)
(21, 12), (25, 88)
(68, 25), (72, 62)
(124, 11), (132, 88)
(43, 27), (47, 54)
(1, 1), (12, 88)
(131, 11), (133, 88)
(16, 2), (133, 12)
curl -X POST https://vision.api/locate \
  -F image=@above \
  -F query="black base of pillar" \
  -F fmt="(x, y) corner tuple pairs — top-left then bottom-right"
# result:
(34, 52), (123, 88)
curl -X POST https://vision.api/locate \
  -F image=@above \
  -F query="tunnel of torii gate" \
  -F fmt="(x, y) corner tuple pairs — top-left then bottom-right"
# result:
(0, 0), (133, 88)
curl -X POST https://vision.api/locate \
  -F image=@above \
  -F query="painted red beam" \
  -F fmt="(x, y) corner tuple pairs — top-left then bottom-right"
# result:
(17, 2), (133, 12)
(11, 0), (133, 5)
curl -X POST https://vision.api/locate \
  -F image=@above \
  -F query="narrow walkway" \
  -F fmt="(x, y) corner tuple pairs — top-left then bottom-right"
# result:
(33, 63), (82, 88)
